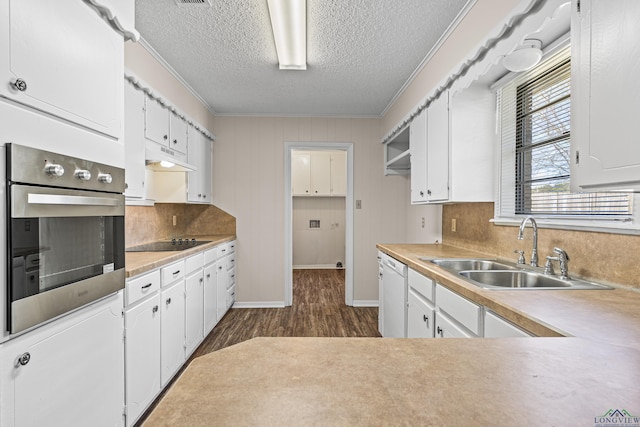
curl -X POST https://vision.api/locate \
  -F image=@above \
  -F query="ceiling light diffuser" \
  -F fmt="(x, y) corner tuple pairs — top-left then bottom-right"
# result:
(503, 39), (543, 72)
(267, 0), (307, 70)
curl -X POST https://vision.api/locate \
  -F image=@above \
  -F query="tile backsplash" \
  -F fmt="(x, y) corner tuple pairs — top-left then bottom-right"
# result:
(125, 203), (236, 247)
(442, 203), (640, 290)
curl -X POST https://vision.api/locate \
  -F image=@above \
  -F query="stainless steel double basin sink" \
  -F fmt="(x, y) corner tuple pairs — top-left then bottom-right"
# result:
(421, 258), (612, 290)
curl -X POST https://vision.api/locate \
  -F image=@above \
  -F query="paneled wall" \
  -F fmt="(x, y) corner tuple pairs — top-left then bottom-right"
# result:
(211, 117), (418, 304)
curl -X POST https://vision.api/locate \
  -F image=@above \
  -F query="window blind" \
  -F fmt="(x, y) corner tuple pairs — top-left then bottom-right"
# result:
(496, 46), (632, 219)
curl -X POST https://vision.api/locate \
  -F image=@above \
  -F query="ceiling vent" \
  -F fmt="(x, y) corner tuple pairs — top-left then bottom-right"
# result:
(174, 0), (212, 6)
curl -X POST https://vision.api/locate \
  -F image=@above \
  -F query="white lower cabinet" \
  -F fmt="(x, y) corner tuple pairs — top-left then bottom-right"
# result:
(407, 268), (435, 338)
(435, 283), (481, 337)
(434, 311), (474, 338)
(124, 294), (161, 425)
(160, 280), (186, 387)
(203, 261), (218, 335)
(484, 311), (532, 338)
(124, 240), (236, 426)
(0, 293), (125, 427)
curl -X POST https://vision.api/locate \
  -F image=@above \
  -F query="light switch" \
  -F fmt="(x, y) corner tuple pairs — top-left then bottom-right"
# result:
(356, 200), (362, 209)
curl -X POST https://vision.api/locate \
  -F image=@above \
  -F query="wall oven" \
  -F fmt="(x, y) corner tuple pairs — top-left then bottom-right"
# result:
(6, 144), (125, 334)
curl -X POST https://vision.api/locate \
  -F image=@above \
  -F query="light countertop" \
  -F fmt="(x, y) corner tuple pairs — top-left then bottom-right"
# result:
(125, 234), (235, 278)
(141, 243), (640, 426)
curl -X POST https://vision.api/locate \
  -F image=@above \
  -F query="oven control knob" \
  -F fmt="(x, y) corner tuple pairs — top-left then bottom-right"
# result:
(98, 173), (113, 184)
(74, 170), (92, 181)
(45, 164), (65, 177)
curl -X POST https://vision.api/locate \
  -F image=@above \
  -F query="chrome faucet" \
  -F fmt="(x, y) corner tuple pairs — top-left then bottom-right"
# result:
(553, 247), (570, 280)
(517, 216), (538, 267)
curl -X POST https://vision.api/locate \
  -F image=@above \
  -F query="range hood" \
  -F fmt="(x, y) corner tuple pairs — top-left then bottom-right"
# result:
(145, 144), (197, 172)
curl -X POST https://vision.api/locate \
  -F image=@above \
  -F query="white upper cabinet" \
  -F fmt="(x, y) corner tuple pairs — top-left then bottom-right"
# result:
(145, 98), (170, 147)
(292, 150), (346, 197)
(187, 127), (213, 203)
(0, 0), (122, 138)
(124, 81), (146, 199)
(410, 91), (449, 203)
(169, 112), (188, 154)
(571, 0), (640, 191)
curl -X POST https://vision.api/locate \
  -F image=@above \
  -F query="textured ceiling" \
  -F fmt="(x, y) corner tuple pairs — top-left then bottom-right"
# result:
(135, 0), (470, 116)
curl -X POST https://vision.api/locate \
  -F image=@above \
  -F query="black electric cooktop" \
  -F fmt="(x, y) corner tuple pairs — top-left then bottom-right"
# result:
(126, 239), (211, 252)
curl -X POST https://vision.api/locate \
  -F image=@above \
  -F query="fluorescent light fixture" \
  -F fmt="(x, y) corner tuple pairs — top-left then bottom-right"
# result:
(160, 160), (176, 168)
(267, 0), (307, 70)
(503, 39), (543, 72)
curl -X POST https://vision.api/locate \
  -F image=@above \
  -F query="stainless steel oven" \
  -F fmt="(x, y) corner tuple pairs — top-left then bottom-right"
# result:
(6, 144), (125, 334)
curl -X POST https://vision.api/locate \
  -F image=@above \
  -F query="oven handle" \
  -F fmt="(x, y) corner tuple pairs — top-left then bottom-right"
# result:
(28, 193), (120, 207)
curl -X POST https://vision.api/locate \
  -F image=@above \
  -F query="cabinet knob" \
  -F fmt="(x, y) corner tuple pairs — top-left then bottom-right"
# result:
(152, 305), (159, 313)
(166, 297), (172, 305)
(419, 191), (424, 197)
(427, 189), (432, 196)
(423, 314), (429, 327)
(11, 78), (27, 92)
(163, 135), (168, 140)
(199, 278), (204, 283)
(16, 352), (31, 367)
(206, 274), (211, 279)
(173, 139), (178, 144)
(436, 326), (443, 337)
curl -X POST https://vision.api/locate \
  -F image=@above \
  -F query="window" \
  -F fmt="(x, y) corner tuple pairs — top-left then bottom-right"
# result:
(496, 45), (633, 223)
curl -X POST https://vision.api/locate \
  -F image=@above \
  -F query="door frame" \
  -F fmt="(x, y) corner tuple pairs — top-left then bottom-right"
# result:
(284, 142), (354, 306)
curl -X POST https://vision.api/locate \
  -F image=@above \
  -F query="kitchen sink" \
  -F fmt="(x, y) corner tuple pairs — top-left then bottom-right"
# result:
(422, 257), (612, 291)
(426, 258), (518, 272)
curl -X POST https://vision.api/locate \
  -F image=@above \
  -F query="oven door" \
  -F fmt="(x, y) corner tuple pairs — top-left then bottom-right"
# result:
(8, 184), (125, 334)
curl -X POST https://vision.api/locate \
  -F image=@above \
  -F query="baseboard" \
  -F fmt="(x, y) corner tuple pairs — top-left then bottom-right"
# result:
(232, 301), (286, 309)
(352, 300), (379, 307)
(293, 264), (344, 269)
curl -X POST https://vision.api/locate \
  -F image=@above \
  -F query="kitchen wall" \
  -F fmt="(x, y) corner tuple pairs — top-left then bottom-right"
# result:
(442, 203), (640, 290)
(125, 204), (236, 247)
(211, 116), (412, 303)
(293, 197), (346, 268)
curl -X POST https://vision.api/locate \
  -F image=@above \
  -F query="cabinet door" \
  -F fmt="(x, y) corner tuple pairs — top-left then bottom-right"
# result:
(407, 289), (435, 338)
(0, 0), (122, 138)
(145, 98), (170, 146)
(125, 295), (161, 426)
(216, 260), (229, 321)
(292, 152), (311, 195)
(330, 150), (347, 196)
(310, 151), (331, 196)
(203, 263), (218, 334)
(426, 92), (449, 201)
(410, 109), (428, 203)
(0, 295), (125, 427)
(160, 281), (185, 386)
(124, 82), (146, 198)
(169, 113), (188, 154)
(571, 0), (640, 191)
(187, 129), (212, 203)
(434, 312), (473, 338)
(185, 270), (204, 356)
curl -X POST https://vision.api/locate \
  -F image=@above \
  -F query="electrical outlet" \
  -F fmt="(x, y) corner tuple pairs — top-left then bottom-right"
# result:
(356, 200), (362, 209)
(451, 218), (457, 232)
(173, 215), (177, 226)
(421, 217), (425, 228)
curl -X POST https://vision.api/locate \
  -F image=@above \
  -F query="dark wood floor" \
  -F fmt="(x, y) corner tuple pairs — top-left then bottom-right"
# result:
(191, 269), (380, 356)
(137, 269), (379, 426)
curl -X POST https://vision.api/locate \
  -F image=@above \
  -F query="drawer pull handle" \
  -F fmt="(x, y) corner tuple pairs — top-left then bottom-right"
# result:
(172, 270), (181, 276)
(141, 283), (152, 290)
(437, 326), (443, 337)
(206, 274), (211, 278)
(423, 315), (429, 327)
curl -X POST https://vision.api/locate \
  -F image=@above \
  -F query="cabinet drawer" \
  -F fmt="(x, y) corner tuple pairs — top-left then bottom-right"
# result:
(185, 252), (204, 275)
(408, 268), (434, 303)
(484, 311), (532, 338)
(226, 284), (236, 309)
(161, 260), (185, 287)
(435, 284), (481, 336)
(126, 270), (161, 306)
(217, 243), (231, 258)
(435, 311), (474, 338)
(203, 247), (217, 266)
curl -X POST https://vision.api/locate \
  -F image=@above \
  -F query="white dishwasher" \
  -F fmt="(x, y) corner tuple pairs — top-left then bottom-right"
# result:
(380, 253), (407, 338)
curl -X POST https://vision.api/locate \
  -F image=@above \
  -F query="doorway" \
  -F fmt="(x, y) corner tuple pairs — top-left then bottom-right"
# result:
(284, 142), (354, 307)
